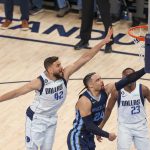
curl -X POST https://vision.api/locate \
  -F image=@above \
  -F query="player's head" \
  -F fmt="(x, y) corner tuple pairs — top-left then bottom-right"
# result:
(44, 56), (63, 79)
(122, 67), (135, 77)
(83, 72), (104, 92)
(122, 67), (135, 87)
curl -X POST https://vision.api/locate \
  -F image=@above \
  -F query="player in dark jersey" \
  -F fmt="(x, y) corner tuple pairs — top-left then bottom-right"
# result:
(67, 68), (146, 150)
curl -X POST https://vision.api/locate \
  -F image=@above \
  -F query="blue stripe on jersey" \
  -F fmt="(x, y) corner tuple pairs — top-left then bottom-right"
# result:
(139, 84), (145, 106)
(71, 129), (78, 150)
(74, 130), (81, 150)
(75, 131), (81, 150)
(70, 118), (83, 150)
(38, 76), (45, 95)
(73, 111), (84, 131)
(70, 130), (79, 150)
(70, 110), (83, 150)
(117, 91), (121, 107)
(26, 107), (35, 120)
(73, 111), (80, 129)
(61, 77), (67, 87)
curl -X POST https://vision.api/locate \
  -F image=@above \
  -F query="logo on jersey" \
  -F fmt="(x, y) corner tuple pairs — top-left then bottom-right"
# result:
(121, 99), (140, 106)
(25, 136), (30, 143)
(45, 84), (63, 94)
(121, 91), (127, 97)
(44, 79), (48, 85)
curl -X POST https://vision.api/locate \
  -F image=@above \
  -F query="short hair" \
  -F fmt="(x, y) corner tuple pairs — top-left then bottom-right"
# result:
(44, 56), (58, 71)
(83, 72), (96, 88)
(122, 67), (135, 75)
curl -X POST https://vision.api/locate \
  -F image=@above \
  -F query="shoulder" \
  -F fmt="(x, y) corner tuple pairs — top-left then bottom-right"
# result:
(141, 84), (148, 89)
(141, 84), (150, 95)
(77, 95), (92, 107)
(105, 83), (117, 96)
(25, 78), (42, 91)
(76, 95), (92, 115)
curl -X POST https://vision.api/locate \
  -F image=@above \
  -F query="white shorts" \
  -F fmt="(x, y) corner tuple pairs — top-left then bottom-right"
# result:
(25, 114), (57, 150)
(117, 119), (150, 150)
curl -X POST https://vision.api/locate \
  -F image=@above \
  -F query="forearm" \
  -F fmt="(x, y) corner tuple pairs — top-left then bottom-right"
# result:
(99, 110), (111, 129)
(82, 115), (109, 138)
(0, 86), (29, 102)
(82, 40), (107, 61)
(0, 90), (19, 102)
(115, 68), (145, 91)
(67, 40), (107, 76)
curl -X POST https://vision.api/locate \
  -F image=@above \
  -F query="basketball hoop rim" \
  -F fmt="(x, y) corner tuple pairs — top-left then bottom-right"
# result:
(128, 25), (148, 41)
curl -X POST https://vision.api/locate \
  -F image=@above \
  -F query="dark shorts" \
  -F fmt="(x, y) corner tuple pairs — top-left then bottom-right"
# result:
(67, 129), (95, 150)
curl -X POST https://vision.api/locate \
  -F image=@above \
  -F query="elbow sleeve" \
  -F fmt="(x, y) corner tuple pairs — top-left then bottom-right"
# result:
(115, 68), (145, 91)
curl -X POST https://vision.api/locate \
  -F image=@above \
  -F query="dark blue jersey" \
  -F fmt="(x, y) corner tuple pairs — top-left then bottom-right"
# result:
(72, 90), (108, 134)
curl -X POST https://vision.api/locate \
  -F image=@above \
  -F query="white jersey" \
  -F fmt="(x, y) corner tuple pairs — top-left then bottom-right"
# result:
(29, 72), (67, 116)
(118, 83), (146, 124)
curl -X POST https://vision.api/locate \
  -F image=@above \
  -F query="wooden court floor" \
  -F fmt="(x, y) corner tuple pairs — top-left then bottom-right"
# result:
(0, 4), (150, 150)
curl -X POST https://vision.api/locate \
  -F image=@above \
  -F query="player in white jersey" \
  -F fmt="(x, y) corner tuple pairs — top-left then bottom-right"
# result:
(99, 68), (150, 150)
(0, 28), (113, 150)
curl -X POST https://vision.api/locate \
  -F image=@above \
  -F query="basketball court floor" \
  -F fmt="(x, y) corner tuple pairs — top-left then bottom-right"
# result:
(0, 4), (150, 150)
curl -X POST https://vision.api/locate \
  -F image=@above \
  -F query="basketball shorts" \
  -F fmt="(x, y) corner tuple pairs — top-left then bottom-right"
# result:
(25, 107), (57, 150)
(67, 129), (95, 150)
(117, 119), (150, 150)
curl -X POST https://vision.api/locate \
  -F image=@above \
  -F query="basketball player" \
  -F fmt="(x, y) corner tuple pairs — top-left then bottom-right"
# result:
(99, 68), (150, 150)
(0, 29), (113, 150)
(67, 67), (147, 150)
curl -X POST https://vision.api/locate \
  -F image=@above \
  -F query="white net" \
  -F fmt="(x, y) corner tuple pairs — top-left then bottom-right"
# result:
(132, 38), (145, 60)
(128, 26), (148, 61)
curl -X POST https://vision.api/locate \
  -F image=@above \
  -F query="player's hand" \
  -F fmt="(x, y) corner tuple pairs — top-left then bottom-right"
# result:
(102, 27), (113, 45)
(108, 133), (117, 141)
(96, 135), (103, 142)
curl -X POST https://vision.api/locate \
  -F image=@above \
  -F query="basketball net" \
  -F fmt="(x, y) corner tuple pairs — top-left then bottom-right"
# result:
(128, 25), (148, 61)
(132, 38), (145, 61)
(128, 0), (150, 73)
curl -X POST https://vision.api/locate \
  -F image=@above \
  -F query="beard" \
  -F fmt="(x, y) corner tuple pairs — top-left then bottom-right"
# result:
(53, 72), (63, 79)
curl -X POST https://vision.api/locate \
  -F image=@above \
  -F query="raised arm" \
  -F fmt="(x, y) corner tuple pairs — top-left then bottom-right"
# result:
(77, 96), (116, 140)
(63, 28), (113, 81)
(104, 68), (146, 95)
(99, 88), (118, 129)
(114, 68), (145, 91)
(0, 78), (42, 102)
